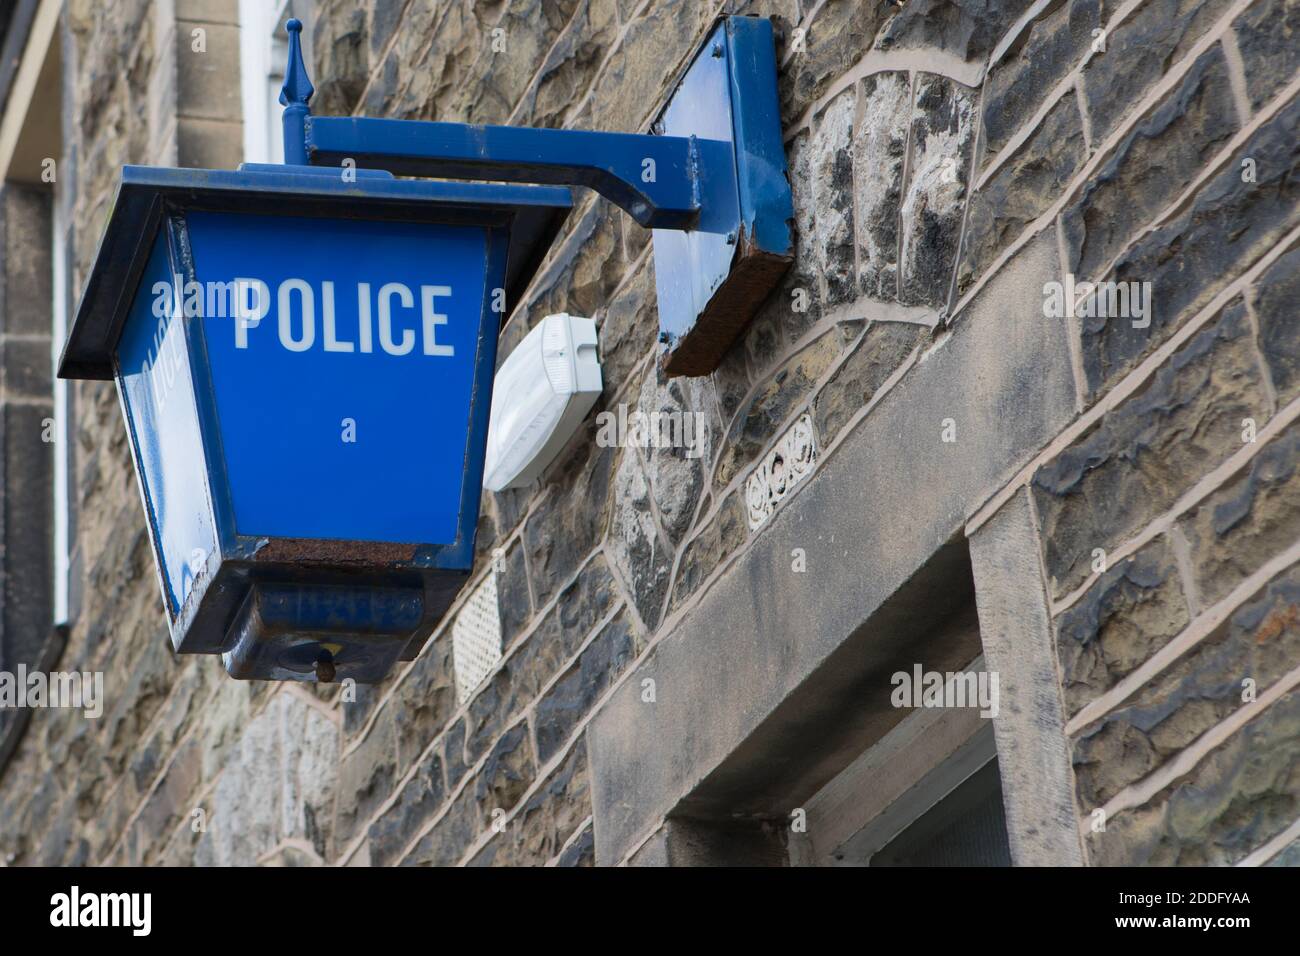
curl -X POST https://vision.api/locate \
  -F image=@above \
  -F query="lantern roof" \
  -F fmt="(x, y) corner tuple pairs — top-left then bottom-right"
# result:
(59, 163), (572, 380)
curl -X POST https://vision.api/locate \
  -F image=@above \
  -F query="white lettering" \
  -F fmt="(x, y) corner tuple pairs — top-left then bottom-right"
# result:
(421, 285), (454, 356)
(278, 278), (315, 352)
(378, 282), (416, 356)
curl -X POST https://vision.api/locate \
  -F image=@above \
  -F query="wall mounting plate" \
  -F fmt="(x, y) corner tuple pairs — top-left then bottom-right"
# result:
(651, 16), (794, 378)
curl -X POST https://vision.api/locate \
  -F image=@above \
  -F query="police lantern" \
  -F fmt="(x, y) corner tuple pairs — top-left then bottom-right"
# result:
(59, 163), (570, 682)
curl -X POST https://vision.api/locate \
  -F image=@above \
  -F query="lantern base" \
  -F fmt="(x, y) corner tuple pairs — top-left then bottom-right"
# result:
(221, 581), (425, 683)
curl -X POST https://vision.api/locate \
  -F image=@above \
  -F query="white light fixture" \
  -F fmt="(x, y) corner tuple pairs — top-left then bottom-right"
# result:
(483, 313), (602, 491)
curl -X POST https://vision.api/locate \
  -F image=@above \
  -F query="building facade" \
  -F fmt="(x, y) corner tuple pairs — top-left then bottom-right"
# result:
(0, 0), (1297, 866)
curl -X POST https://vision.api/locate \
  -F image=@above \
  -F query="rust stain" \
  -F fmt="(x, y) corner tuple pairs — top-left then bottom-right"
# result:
(253, 537), (419, 565)
(1255, 603), (1300, 644)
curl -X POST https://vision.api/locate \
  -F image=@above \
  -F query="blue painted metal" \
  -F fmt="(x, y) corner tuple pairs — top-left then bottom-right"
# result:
(58, 164), (571, 682)
(279, 18), (314, 166)
(306, 117), (705, 230)
(651, 17), (794, 375)
(280, 15), (793, 376)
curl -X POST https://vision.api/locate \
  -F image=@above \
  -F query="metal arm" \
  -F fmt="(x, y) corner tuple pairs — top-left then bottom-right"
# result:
(280, 18), (705, 229)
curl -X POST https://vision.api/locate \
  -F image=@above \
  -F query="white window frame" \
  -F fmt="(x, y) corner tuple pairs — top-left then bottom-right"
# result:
(238, 0), (294, 165)
(51, 197), (69, 626)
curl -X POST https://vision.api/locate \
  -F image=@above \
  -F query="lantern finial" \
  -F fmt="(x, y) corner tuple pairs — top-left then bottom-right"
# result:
(279, 18), (314, 110)
(280, 18), (314, 164)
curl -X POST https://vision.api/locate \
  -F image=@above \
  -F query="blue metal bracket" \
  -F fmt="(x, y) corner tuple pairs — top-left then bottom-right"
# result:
(280, 15), (793, 376)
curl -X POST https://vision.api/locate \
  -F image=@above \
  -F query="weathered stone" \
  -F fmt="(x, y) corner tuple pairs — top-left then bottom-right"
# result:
(1254, 244), (1300, 406)
(713, 331), (839, 491)
(1232, 0), (1300, 111)
(899, 74), (976, 308)
(1063, 47), (1239, 281)
(1178, 421), (1300, 606)
(875, 0), (1035, 61)
(496, 539), (532, 649)
(533, 553), (619, 656)
(1034, 299), (1269, 597)
(811, 90), (857, 305)
(475, 722), (536, 823)
(442, 0), (577, 126)
(333, 706), (397, 852)
(130, 737), (202, 864)
(1080, 97), (1300, 396)
(597, 261), (657, 399)
(368, 749), (445, 867)
(608, 447), (673, 630)
(1081, 0), (1232, 144)
(196, 694), (338, 865)
(1085, 683), (1300, 865)
(1054, 537), (1190, 717)
(515, 0), (619, 128)
(310, 4), (370, 115)
(743, 297), (784, 377)
(814, 321), (925, 447)
(400, 782), (481, 866)
(980, 0), (1101, 166)
(668, 489), (747, 612)
(1077, 558), (1300, 809)
(779, 0), (884, 119)
(556, 822), (596, 865)
(637, 372), (716, 544)
(589, 0), (717, 132)
(527, 198), (627, 321)
(534, 609), (639, 762)
(388, 637), (456, 774)
(853, 72), (911, 299)
(523, 416), (617, 606)
(470, 739), (590, 866)
(962, 94), (1085, 290)
(786, 130), (819, 296)
(712, 337), (752, 427)
(443, 718), (469, 790)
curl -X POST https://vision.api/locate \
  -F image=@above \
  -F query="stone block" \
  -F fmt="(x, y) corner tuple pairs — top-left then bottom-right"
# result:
(853, 72), (911, 300)
(899, 74), (976, 308)
(811, 89), (857, 305)
(1035, 299), (1270, 597)
(813, 321), (925, 448)
(1085, 683), (1300, 865)
(779, 0), (884, 119)
(980, 0), (1101, 166)
(1073, 558), (1300, 807)
(176, 23), (242, 121)
(1232, 0), (1300, 111)
(534, 608), (638, 763)
(1178, 420), (1300, 606)
(1063, 47), (1239, 282)
(874, 0), (1035, 62)
(367, 748), (445, 867)
(961, 95), (1085, 291)
(1253, 243), (1300, 407)
(1054, 537), (1190, 717)
(1080, 0), (1232, 144)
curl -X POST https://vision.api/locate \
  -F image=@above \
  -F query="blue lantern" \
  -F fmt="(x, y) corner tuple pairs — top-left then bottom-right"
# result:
(59, 164), (570, 682)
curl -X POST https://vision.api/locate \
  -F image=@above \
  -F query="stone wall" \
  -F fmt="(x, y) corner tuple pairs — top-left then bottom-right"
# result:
(0, 0), (1296, 866)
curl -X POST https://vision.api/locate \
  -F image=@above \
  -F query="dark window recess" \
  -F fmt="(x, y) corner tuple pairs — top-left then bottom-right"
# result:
(871, 760), (1012, 867)
(873, 759), (1013, 868)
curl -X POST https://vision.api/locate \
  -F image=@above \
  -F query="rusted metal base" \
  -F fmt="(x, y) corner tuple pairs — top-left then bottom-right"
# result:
(660, 237), (792, 377)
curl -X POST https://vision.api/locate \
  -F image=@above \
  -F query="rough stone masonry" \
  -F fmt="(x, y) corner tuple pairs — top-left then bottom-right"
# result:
(0, 0), (1296, 866)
